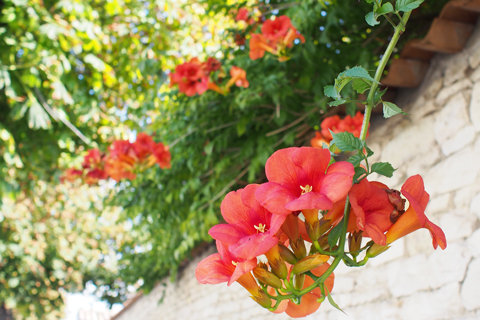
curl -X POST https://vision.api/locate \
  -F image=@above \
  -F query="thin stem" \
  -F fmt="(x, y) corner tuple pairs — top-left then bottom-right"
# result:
(361, 11), (411, 141)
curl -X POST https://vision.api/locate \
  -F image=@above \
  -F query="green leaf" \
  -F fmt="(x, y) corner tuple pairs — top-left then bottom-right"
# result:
(328, 219), (343, 248)
(365, 146), (374, 157)
(28, 100), (51, 129)
(325, 285), (346, 314)
(340, 66), (377, 83)
(376, 2), (394, 15)
(371, 162), (396, 177)
(365, 12), (380, 26)
(324, 85), (340, 99)
(347, 152), (365, 166)
(330, 131), (363, 152)
(396, 0), (424, 12)
(328, 99), (347, 107)
(353, 166), (367, 183)
(374, 87), (388, 103)
(352, 78), (371, 94)
(382, 101), (408, 118)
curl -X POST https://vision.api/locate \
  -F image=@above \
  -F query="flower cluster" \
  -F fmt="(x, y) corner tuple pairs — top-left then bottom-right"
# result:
(196, 147), (446, 317)
(169, 57), (248, 96)
(248, 15), (305, 61)
(62, 133), (171, 184)
(311, 112), (369, 148)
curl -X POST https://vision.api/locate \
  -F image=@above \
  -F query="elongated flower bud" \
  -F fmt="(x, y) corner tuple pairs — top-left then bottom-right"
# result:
(293, 273), (305, 290)
(253, 266), (283, 289)
(290, 237), (307, 260)
(251, 289), (272, 309)
(292, 253), (330, 275)
(348, 231), (363, 257)
(278, 243), (297, 265)
(367, 243), (390, 258)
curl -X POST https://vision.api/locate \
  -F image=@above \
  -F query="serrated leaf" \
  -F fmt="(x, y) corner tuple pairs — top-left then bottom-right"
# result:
(365, 12), (380, 26)
(353, 166), (367, 183)
(352, 78), (371, 94)
(347, 152), (365, 166)
(328, 99), (347, 107)
(330, 131), (363, 152)
(324, 85), (340, 99)
(328, 219), (343, 248)
(382, 101), (408, 118)
(376, 2), (394, 15)
(365, 146), (374, 157)
(396, 0), (424, 12)
(371, 162), (396, 177)
(340, 66), (377, 83)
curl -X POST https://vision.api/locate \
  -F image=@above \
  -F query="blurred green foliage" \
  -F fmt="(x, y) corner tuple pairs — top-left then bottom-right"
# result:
(0, 0), (449, 318)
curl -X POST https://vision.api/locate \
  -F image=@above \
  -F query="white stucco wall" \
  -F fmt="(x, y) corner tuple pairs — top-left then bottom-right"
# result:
(113, 21), (480, 320)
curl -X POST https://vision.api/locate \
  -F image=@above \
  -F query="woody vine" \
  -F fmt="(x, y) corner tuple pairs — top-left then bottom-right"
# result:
(194, 0), (447, 318)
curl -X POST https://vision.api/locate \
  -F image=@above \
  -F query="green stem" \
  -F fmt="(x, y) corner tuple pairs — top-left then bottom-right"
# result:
(360, 11), (412, 142)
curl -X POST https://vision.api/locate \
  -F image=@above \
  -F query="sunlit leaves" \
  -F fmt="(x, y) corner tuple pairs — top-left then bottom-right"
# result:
(396, 0), (425, 12)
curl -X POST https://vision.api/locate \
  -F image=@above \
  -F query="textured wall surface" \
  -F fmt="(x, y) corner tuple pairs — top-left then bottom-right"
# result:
(113, 21), (480, 320)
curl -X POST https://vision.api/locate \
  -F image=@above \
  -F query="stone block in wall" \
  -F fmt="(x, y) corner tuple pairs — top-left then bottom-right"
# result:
(469, 46), (480, 69)
(435, 79), (473, 105)
(455, 185), (480, 209)
(387, 255), (430, 298)
(405, 147), (441, 178)
(471, 67), (480, 82)
(467, 229), (480, 258)
(440, 125), (476, 156)
(381, 116), (436, 169)
(470, 193), (480, 219)
(423, 76), (444, 100)
(427, 193), (452, 215)
(444, 58), (469, 87)
(405, 228), (438, 256)
(369, 238), (405, 267)
(461, 258), (480, 311)
(400, 282), (463, 320)
(425, 147), (480, 196)
(470, 81), (480, 132)
(425, 242), (472, 290)
(439, 210), (477, 242)
(434, 92), (471, 145)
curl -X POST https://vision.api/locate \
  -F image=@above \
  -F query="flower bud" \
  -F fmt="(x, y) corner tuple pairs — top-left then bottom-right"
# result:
(278, 243), (297, 265)
(292, 253), (330, 275)
(348, 231), (363, 257)
(269, 258), (288, 280)
(366, 243), (390, 258)
(290, 237), (307, 260)
(253, 266), (283, 289)
(293, 273), (305, 290)
(251, 289), (272, 309)
(305, 220), (321, 241)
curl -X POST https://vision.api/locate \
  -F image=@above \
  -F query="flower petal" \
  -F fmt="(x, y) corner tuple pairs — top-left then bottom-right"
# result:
(285, 192), (333, 211)
(208, 224), (245, 245)
(229, 233), (279, 260)
(255, 182), (296, 216)
(195, 253), (234, 284)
